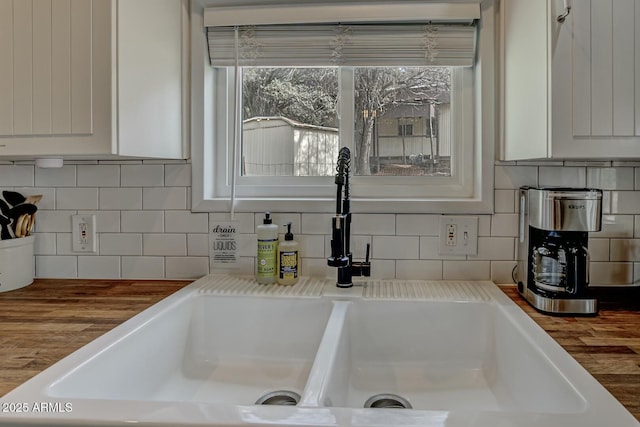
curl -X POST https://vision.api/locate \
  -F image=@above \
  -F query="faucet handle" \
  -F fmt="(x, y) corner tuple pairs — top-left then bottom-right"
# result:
(351, 243), (371, 278)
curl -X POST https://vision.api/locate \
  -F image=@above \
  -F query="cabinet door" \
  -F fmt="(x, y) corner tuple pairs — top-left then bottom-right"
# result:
(551, 0), (640, 158)
(0, 0), (111, 156)
(114, 0), (186, 159)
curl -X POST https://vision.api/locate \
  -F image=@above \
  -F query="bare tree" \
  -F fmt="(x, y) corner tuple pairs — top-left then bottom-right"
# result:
(242, 67), (451, 175)
(354, 67), (451, 175)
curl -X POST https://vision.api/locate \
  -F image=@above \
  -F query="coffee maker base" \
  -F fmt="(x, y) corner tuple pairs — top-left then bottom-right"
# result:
(519, 285), (598, 316)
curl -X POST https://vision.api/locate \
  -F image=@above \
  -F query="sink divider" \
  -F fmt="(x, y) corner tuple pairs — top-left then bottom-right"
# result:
(298, 300), (352, 408)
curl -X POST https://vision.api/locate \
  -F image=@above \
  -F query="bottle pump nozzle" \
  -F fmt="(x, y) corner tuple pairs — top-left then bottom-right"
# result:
(284, 222), (293, 241)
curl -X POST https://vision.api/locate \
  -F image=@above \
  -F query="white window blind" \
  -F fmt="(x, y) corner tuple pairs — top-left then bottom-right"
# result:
(204, 3), (480, 68)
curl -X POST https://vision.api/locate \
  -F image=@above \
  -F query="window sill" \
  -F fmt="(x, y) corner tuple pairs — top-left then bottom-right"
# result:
(192, 196), (494, 214)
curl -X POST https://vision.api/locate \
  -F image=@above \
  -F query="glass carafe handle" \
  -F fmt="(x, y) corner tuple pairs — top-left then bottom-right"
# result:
(583, 246), (590, 286)
(566, 245), (589, 295)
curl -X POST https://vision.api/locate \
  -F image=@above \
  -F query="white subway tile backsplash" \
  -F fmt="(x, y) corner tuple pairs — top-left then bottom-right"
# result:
(595, 215), (634, 238)
(588, 238), (610, 261)
(78, 256), (121, 279)
(472, 237), (515, 261)
(33, 233), (56, 255)
(13, 160), (640, 283)
(0, 165), (34, 186)
(36, 255), (77, 278)
(35, 211), (75, 232)
(494, 190), (516, 213)
(100, 234), (143, 256)
(494, 165), (537, 189)
(34, 165), (76, 187)
(165, 211), (209, 233)
(298, 234), (325, 258)
(539, 166), (586, 188)
(590, 262), (633, 285)
(478, 215), (492, 236)
(56, 188), (99, 210)
(121, 164), (165, 187)
(77, 165), (120, 187)
(143, 234), (187, 256)
(121, 211), (164, 233)
(611, 191), (640, 214)
(395, 214), (439, 236)
(490, 214), (519, 237)
(121, 256), (165, 279)
(610, 239), (640, 262)
(352, 214), (395, 235)
(372, 236), (419, 260)
(83, 210), (120, 233)
(443, 261), (490, 280)
(55, 233), (76, 256)
(301, 213), (330, 234)
(395, 260), (442, 280)
(187, 233), (209, 256)
(587, 167), (634, 190)
(490, 261), (517, 284)
(142, 187), (187, 210)
(419, 236), (465, 260)
(165, 257), (209, 279)
(165, 163), (191, 187)
(100, 188), (143, 210)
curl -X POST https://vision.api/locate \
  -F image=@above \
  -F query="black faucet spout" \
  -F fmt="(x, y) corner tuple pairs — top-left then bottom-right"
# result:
(328, 147), (371, 287)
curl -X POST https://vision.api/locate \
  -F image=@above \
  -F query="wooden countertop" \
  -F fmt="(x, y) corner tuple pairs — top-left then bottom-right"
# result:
(0, 279), (638, 421)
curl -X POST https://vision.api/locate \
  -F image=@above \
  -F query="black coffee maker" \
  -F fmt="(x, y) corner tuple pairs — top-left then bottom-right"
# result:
(516, 186), (602, 315)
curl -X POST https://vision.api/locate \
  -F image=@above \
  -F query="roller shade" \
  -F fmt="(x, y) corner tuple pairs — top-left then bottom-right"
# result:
(204, 3), (479, 68)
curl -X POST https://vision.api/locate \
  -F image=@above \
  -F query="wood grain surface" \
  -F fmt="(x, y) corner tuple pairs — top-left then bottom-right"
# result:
(501, 286), (640, 421)
(0, 280), (637, 421)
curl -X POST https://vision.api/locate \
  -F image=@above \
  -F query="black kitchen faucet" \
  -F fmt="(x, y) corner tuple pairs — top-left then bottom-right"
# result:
(327, 147), (371, 287)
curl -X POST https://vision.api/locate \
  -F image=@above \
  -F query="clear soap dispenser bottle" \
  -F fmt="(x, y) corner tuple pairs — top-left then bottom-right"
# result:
(277, 222), (300, 286)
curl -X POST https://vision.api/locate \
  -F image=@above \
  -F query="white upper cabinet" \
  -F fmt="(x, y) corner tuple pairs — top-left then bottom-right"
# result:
(500, 0), (640, 160)
(0, 0), (187, 159)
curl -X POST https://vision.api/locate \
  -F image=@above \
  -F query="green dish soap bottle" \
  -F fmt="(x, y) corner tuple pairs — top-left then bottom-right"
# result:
(257, 212), (278, 284)
(277, 222), (300, 286)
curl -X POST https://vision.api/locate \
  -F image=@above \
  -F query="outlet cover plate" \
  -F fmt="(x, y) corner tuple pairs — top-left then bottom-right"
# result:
(438, 215), (478, 255)
(72, 214), (97, 253)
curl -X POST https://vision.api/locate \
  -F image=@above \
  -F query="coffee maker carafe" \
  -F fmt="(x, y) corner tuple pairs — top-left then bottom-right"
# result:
(516, 187), (602, 315)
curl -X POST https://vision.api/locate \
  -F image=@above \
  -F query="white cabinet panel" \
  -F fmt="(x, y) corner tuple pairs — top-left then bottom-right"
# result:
(1, 0), (94, 137)
(12, 0), (33, 135)
(572, 0), (591, 137)
(0, 0), (186, 159)
(33, 0), (53, 135)
(636, 0), (640, 137)
(612, 0), (635, 136)
(51, 0), (73, 135)
(502, 0), (640, 159)
(70, 0), (92, 135)
(115, 0), (184, 158)
(0, 0), (13, 135)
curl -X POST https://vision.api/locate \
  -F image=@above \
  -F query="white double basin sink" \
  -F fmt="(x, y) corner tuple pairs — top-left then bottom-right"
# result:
(2, 276), (638, 426)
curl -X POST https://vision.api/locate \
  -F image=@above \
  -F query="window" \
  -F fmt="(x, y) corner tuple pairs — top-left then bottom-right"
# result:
(190, 1), (496, 213)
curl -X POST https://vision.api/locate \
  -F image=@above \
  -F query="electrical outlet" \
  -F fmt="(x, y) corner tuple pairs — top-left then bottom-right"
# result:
(72, 214), (97, 253)
(438, 216), (478, 255)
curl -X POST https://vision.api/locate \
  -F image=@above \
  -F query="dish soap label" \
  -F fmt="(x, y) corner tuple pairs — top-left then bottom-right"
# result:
(279, 250), (299, 280)
(256, 212), (278, 284)
(257, 239), (277, 278)
(277, 222), (300, 285)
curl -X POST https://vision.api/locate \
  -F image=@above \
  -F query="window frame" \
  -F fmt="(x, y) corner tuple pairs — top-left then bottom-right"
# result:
(190, 0), (496, 214)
